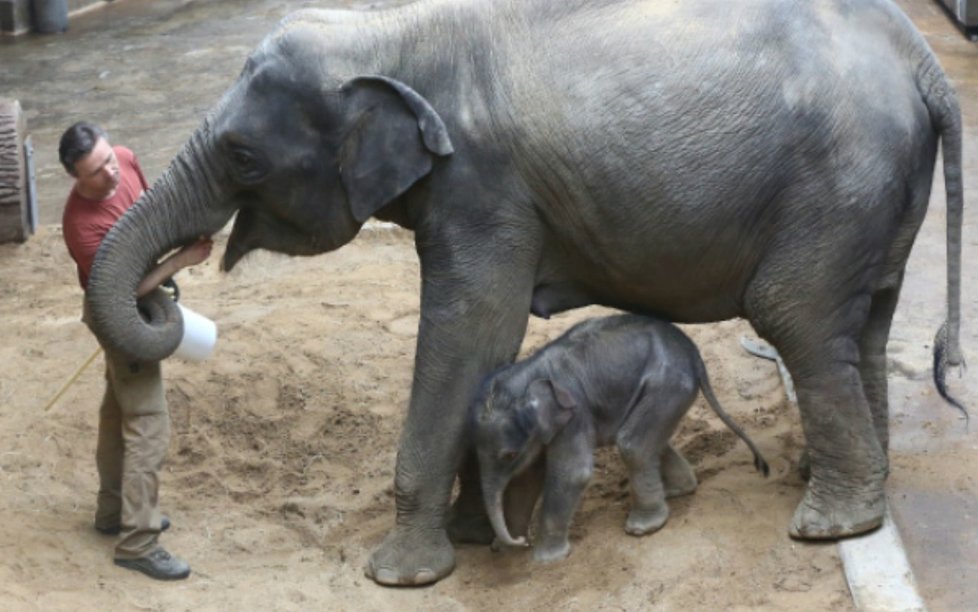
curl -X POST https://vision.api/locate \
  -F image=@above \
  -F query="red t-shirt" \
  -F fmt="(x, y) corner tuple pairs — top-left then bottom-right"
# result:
(62, 146), (149, 289)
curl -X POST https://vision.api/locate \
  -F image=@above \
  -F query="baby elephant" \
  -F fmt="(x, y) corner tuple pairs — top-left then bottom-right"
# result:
(471, 314), (769, 563)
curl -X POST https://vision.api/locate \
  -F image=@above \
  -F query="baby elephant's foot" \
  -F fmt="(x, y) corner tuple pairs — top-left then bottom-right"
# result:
(662, 449), (698, 498)
(533, 537), (571, 564)
(625, 503), (669, 536)
(664, 478), (697, 499)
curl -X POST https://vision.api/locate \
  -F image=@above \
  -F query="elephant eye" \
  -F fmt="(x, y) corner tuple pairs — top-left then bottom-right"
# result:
(500, 450), (519, 462)
(228, 144), (266, 184)
(233, 149), (253, 166)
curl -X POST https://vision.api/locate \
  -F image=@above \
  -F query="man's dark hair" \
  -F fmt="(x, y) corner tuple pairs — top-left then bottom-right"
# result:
(58, 122), (107, 175)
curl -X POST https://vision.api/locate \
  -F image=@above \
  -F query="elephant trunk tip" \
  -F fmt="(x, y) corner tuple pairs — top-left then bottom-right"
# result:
(496, 534), (529, 548)
(486, 489), (530, 548)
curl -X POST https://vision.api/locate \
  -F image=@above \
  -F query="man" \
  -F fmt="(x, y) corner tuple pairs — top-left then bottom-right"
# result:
(60, 122), (212, 580)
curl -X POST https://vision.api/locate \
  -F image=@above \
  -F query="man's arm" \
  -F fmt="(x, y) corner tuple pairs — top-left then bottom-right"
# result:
(136, 237), (213, 298)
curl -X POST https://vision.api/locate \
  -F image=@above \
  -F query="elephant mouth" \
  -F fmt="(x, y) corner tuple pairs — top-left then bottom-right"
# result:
(221, 206), (314, 272)
(222, 195), (362, 272)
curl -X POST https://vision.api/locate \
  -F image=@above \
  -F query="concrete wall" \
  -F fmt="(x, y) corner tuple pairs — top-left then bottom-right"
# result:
(0, 0), (107, 35)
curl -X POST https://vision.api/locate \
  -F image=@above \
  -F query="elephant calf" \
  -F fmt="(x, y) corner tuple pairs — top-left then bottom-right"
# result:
(471, 314), (768, 563)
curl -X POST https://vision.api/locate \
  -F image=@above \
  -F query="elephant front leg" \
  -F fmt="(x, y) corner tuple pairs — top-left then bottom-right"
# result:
(365, 254), (535, 585)
(365, 417), (461, 585)
(534, 435), (593, 563)
(447, 452), (495, 545)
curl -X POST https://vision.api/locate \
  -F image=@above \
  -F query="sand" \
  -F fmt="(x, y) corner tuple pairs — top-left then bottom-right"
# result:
(0, 224), (857, 610)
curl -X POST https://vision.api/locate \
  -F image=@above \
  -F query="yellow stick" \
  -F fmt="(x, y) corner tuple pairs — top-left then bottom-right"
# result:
(43, 347), (102, 412)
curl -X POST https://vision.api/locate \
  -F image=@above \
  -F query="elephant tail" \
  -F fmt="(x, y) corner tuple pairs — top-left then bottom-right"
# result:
(934, 323), (968, 423)
(692, 349), (769, 477)
(917, 52), (967, 419)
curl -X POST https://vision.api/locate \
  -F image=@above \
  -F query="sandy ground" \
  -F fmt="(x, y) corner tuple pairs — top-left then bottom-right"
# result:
(0, 0), (975, 610)
(0, 224), (854, 611)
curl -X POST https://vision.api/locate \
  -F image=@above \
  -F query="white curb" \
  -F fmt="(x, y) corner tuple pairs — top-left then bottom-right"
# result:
(838, 505), (927, 611)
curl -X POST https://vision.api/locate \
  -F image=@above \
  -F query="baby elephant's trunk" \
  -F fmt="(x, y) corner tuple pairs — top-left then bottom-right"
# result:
(485, 485), (529, 547)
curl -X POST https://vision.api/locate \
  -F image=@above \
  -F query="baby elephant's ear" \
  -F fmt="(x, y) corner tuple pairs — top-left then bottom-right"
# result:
(528, 379), (576, 443)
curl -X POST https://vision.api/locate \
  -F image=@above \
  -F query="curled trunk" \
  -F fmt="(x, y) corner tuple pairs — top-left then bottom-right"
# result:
(85, 123), (235, 362)
(485, 483), (528, 547)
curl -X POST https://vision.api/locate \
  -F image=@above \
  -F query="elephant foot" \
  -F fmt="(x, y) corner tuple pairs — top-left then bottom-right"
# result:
(365, 527), (455, 586)
(788, 486), (885, 540)
(625, 503), (669, 536)
(664, 477), (697, 499)
(446, 508), (495, 545)
(533, 537), (571, 564)
(661, 444), (697, 497)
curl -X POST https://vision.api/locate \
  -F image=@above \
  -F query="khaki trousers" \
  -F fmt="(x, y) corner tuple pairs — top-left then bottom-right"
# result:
(84, 304), (170, 559)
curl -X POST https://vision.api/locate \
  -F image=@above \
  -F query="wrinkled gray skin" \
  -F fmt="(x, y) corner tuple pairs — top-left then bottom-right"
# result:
(85, 0), (964, 585)
(471, 314), (770, 563)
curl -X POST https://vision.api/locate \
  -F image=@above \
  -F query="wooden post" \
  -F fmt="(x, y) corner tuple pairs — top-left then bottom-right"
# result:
(0, 97), (33, 243)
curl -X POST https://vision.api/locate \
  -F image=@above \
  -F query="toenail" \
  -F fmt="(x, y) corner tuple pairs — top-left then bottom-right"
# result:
(415, 569), (436, 583)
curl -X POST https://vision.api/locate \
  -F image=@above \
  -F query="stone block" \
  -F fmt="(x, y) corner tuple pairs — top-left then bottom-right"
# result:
(0, 98), (35, 243)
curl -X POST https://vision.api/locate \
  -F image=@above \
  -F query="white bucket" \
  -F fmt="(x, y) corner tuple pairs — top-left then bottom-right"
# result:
(174, 303), (217, 361)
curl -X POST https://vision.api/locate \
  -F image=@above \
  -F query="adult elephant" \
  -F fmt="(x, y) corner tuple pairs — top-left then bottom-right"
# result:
(86, 0), (964, 586)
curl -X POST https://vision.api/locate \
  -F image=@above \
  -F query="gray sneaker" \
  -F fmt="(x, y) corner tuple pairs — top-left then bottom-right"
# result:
(114, 548), (190, 580)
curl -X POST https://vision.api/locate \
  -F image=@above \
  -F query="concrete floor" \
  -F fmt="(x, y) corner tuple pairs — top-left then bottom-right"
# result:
(1, 0), (977, 609)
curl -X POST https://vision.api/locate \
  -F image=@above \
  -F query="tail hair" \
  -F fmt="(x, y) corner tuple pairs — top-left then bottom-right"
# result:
(933, 322), (968, 424)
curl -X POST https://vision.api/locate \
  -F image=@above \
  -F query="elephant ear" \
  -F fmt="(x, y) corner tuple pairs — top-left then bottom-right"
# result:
(339, 75), (454, 223)
(527, 378), (576, 444)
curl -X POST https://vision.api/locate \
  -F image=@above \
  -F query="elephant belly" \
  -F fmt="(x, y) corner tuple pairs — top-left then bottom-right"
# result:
(531, 253), (748, 324)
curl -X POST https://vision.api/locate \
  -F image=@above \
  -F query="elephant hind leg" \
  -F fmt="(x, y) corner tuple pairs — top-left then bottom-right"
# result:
(794, 283), (902, 481)
(786, 362), (887, 540)
(859, 283), (903, 455)
(662, 443), (698, 498)
(616, 386), (693, 536)
(746, 266), (887, 539)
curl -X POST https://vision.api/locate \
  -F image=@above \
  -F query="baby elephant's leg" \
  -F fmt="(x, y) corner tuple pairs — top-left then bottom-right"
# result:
(618, 437), (669, 535)
(617, 389), (693, 536)
(662, 443), (697, 498)
(534, 436), (593, 563)
(620, 450), (669, 536)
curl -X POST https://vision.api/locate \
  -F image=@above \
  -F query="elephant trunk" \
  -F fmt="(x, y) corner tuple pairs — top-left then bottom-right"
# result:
(484, 480), (528, 548)
(85, 122), (234, 362)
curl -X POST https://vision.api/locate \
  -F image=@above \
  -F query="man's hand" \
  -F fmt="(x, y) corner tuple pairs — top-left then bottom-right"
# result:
(175, 237), (213, 268)
(136, 236), (214, 298)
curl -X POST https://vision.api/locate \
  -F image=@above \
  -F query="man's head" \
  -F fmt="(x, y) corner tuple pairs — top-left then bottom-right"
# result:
(59, 122), (120, 200)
